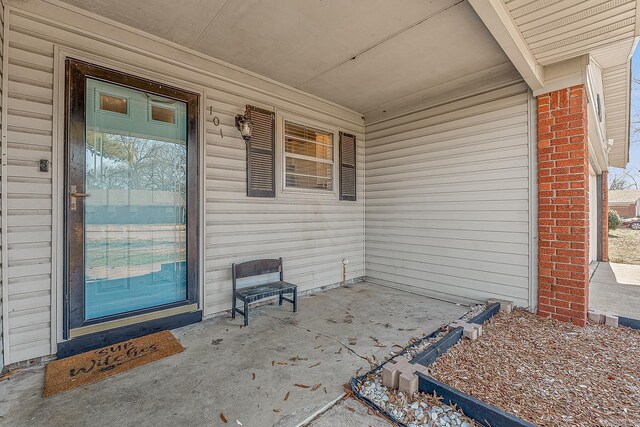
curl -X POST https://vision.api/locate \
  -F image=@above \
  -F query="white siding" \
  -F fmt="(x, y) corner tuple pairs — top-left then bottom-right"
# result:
(0, 0), (5, 369)
(503, 0), (637, 66)
(589, 170), (598, 263)
(365, 83), (535, 307)
(586, 59), (606, 144)
(2, 3), (364, 364)
(603, 63), (631, 168)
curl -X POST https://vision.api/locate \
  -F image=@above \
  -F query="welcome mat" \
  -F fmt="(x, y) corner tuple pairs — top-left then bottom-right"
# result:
(43, 330), (184, 397)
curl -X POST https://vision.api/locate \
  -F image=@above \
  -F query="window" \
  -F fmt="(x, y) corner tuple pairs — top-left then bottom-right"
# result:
(151, 104), (176, 124)
(99, 93), (128, 115)
(284, 120), (334, 191)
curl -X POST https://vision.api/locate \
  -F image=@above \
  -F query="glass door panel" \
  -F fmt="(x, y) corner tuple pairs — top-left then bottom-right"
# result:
(84, 79), (188, 319)
(65, 59), (199, 332)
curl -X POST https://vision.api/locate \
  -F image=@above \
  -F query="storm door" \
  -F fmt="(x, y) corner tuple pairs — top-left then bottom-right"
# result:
(65, 59), (199, 335)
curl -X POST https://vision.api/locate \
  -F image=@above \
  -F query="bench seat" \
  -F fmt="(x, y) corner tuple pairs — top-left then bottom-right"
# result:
(235, 281), (296, 303)
(232, 258), (298, 326)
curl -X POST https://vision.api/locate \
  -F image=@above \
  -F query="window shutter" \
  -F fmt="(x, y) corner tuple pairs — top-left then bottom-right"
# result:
(246, 105), (275, 197)
(339, 131), (357, 201)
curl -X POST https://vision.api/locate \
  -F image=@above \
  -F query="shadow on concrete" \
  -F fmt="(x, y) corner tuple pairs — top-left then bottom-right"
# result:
(590, 262), (640, 319)
(0, 282), (466, 427)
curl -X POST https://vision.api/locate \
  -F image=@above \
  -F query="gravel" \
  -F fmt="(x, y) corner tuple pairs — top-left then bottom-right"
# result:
(389, 305), (486, 361)
(357, 375), (477, 427)
(459, 304), (486, 322)
(352, 305), (486, 427)
(429, 309), (640, 427)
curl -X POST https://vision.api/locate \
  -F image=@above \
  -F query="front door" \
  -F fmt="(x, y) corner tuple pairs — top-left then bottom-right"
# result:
(65, 59), (199, 336)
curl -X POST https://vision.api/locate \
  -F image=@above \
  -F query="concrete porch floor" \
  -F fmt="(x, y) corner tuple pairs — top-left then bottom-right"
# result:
(0, 282), (467, 427)
(590, 262), (640, 319)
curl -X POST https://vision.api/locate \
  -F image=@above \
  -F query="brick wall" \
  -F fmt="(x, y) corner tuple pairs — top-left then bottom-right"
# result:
(602, 171), (608, 261)
(610, 204), (635, 219)
(537, 85), (589, 326)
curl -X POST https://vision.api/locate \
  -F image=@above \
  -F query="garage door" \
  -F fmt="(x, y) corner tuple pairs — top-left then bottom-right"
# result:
(365, 83), (535, 307)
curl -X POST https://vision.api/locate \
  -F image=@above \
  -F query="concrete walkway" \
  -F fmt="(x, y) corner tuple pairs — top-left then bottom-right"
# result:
(0, 282), (466, 427)
(590, 262), (640, 319)
(310, 397), (391, 427)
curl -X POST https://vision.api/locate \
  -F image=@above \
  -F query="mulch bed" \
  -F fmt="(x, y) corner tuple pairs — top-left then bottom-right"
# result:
(428, 309), (640, 426)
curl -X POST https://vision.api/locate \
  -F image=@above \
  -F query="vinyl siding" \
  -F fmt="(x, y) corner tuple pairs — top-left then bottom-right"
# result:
(0, 0), (5, 369)
(2, 3), (364, 364)
(504, 0), (637, 66)
(603, 63), (630, 168)
(365, 83), (535, 307)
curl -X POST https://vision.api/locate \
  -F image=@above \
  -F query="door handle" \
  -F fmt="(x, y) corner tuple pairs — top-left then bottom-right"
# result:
(70, 185), (90, 211)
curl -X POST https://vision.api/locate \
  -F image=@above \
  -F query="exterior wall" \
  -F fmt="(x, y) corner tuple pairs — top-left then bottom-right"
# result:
(588, 171), (597, 263)
(602, 171), (608, 262)
(0, 0), (4, 369)
(603, 63), (631, 168)
(537, 85), (589, 326)
(365, 83), (536, 307)
(1, 2), (365, 364)
(610, 204), (637, 219)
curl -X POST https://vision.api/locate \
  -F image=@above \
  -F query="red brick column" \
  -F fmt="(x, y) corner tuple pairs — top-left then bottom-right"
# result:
(602, 170), (609, 261)
(537, 85), (589, 326)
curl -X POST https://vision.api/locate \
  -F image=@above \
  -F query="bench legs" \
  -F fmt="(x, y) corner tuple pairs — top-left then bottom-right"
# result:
(232, 295), (237, 319)
(232, 295), (248, 325)
(280, 289), (297, 313)
(232, 290), (297, 326)
(243, 300), (249, 326)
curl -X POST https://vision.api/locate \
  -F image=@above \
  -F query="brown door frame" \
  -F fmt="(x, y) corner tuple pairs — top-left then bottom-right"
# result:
(64, 58), (200, 336)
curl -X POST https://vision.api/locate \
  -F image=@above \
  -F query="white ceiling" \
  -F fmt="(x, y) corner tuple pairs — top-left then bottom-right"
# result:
(60, 0), (512, 113)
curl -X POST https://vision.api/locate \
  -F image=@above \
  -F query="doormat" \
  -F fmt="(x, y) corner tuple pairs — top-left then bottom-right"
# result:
(43, 330), (184, 397)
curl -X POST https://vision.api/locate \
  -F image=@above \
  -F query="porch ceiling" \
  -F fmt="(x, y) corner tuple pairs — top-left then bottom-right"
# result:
(58, 0), (511, 114)
(470, 0), (640, 169)
(503, 0), (637, 68)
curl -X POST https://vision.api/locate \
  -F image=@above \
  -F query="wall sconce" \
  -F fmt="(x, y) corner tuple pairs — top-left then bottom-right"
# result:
(235, 111), (253, 142)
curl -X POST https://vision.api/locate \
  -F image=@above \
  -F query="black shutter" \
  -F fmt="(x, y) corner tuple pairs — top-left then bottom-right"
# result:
(246, 105), (275, 197)
(339, 131), (357, 201)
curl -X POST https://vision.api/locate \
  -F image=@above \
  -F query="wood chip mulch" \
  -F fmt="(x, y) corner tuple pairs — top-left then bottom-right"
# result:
(428, 309), (640, 427)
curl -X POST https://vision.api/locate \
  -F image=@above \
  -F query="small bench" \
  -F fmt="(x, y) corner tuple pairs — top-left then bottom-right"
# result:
(232, 258), (297, 326)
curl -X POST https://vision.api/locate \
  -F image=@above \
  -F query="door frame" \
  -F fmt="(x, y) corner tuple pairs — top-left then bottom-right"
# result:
(63, 58), (200, 337)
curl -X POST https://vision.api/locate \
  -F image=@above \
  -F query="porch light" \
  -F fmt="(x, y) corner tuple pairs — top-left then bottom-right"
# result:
(235, 113), (253, 141)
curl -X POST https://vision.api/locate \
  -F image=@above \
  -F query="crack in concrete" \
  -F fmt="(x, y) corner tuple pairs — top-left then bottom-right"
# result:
(259, 312), (372, 364)
(589, 261), (600, 282)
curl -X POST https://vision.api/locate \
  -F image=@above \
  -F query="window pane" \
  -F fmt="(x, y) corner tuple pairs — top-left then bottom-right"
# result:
(85, 78), (187, 320)
(100, 93), (127, 114)
(285, 137), (332, 160)
(285, 121), (332, 145)
(286, 174), (332, 190)
(286, 157), (332, 190)
(286, 156), (332, 178)
(284, 120), (334, 191)
(151, 105), (176, 124)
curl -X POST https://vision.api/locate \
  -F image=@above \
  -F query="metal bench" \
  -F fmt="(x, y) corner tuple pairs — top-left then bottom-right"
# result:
(231, 258), (297, 326)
